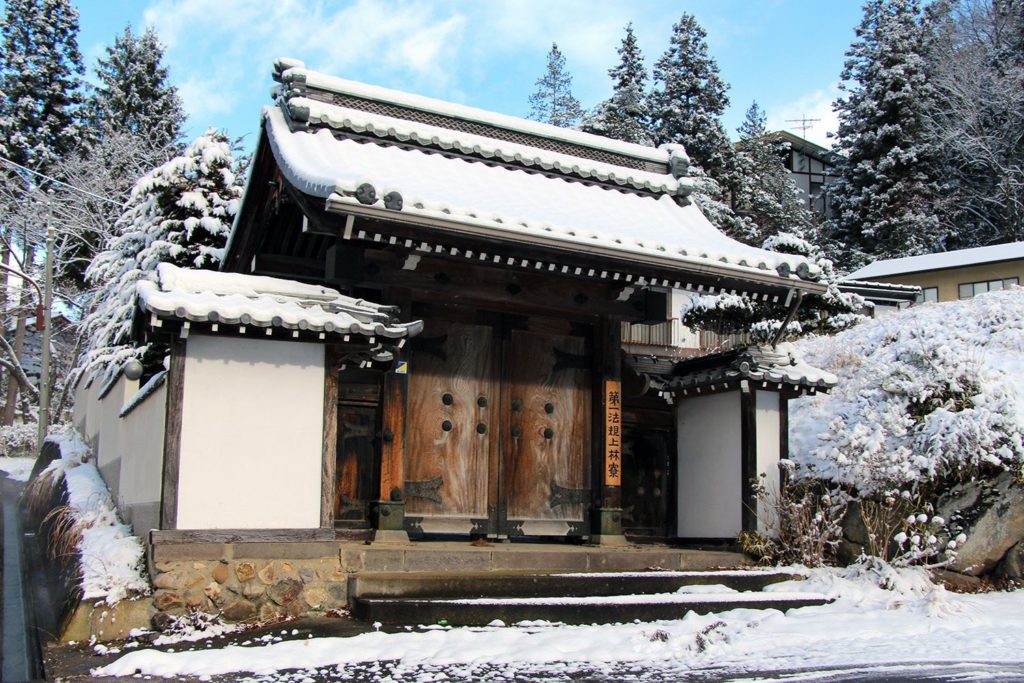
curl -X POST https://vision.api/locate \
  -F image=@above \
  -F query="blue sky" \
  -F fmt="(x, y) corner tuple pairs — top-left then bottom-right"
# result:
(74, 0), (864, 150)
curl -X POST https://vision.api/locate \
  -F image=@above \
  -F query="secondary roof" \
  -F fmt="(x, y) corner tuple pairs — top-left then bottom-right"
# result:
(848, 241), (1024, 280)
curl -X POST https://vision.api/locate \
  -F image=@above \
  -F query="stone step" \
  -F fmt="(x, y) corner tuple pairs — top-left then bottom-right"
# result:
(349, 569), (805, 600)
(353, 590), (832, 626)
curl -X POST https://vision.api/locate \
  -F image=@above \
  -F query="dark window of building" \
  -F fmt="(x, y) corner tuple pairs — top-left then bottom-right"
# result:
(915, 287), (938, 303)
(958, 277), (1019, 299)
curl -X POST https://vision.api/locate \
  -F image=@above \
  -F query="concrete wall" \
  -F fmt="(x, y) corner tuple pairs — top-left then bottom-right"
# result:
(72, 369), (165, 534)
(676, 391), (741, 538)
(754, 390), (781, 535)
(175, 335), (324, 530)
(870, 259), (1023, 303)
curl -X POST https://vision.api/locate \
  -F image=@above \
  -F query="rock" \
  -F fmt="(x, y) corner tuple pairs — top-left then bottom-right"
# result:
(212, 563), (229, 584)
(299, 568), (316, 584)
(939, 472), (1024, 576)
(153, 591), (185, 611)
(258, 603), (282, 622)
(192, 562), (207, 570)
(837, 501), (869, 565)
(258, 563), (276, 585)
(931, 568), (983, 591)
(154, 561), (176, 573)
(242, 581), (266, 599)
(151, 611), (178, 632)
(204, 582), (223, 604)
(326, 582), (347, 603)
(235, 562), (256, 583)
(221, 599), (256, 622)
(996, 540), (1024, 580)
(269, 579), (303, 606)
(183, 590), (205, 608)
(153, 569), (202, 591)
(303, 587), (328, 609)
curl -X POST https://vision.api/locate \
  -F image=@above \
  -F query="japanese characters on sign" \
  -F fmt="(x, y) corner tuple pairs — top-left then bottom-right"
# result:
(604, 379), (622, 486)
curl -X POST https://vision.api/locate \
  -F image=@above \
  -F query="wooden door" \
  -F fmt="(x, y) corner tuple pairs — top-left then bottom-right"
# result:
(501, 321), (591, 536)
(405, 320), (497, 534)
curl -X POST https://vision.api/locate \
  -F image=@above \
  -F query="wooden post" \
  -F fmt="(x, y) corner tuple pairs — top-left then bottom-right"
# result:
(594, 316), (627, 545)
(159, 339), (187, 530)
(740, 389), (757, 533)
(374, 346), (409, 543)
(320, 349), (339, 528)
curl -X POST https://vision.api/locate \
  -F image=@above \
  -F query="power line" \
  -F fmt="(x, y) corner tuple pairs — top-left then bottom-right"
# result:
(0, 155), (121, 206)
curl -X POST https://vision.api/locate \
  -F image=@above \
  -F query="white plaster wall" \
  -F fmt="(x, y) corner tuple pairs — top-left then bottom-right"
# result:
(754, 390), (781, 535)
(96, 374), (137, 499)
(676, 392), (741, 538)
(175, 335), (324, 529)
(117, 382), (167, 533)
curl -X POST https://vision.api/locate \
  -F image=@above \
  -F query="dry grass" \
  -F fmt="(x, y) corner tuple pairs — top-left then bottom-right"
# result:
(21, 467), (64, 524)
(41, 504), (86, 563)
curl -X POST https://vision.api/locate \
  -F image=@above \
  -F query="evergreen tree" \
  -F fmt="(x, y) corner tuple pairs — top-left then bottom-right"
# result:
(733, 101), (815, 246)
(528, 43), (584, 127)
(79, 130), (244, 373)
(648, 13), (737, 188)
(0, 0), (85, 172)
(582, 24), (651, 145)
(826, 0), (942, 269)
(88, 25), (186, 151)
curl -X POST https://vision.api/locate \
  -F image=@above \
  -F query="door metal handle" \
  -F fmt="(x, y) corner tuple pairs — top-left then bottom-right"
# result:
(511, 426), (521, 438)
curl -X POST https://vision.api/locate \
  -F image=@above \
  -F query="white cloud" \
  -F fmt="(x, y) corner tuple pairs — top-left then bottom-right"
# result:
(766, 84), (841, 149)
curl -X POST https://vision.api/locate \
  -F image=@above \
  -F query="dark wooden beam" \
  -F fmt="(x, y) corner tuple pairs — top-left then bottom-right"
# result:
(740, 389), (757, 533)
(159, 339), (187, 530)
(321, 348), (339, 528)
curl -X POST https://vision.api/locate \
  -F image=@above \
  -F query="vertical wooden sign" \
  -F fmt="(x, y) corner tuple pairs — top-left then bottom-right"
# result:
(604, 379), (622, 486)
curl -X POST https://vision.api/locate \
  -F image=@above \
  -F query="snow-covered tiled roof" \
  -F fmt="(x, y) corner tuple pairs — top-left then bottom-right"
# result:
(260, 105), (821, 287)
(274, 58), (667, 165)
(667, 343), (837, 393)
(283, 96), (690, 196)
(847, 242), (1024, 279)
(137, 263), (422, 339)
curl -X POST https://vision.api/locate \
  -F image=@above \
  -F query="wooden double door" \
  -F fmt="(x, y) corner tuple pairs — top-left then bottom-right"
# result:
(404, 307), (593, 538)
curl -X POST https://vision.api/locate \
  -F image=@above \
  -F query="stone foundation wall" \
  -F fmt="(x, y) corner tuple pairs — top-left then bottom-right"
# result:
(151, 557), (350, 625)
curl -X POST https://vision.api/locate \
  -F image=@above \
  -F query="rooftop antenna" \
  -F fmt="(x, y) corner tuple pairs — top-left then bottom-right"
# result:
(784, 116), (820, 138)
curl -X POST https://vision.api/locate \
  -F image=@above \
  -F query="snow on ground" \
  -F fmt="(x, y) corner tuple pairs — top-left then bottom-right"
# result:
(788, 288), (1024, 493)
(39, 426), (150, 605)
(0, 455), (37, 481)
(94, 562), (1024, 681)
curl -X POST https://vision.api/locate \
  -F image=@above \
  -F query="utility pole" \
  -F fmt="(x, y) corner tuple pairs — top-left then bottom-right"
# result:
(36, 206), (54, 457)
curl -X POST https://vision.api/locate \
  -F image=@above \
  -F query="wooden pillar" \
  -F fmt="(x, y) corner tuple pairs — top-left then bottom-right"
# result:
(740, 388), (757, 533)
(374, 289), (412, 543)
(159, 338), (186, 530)
(594, 316), (628, 545)
(320, 350), (339, 528)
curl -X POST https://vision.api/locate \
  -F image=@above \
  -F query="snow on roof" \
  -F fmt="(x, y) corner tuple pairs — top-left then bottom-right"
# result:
(668, 343), (838, 393)
(137, 263), (422, 339)
(275, 58), (667, 164)
(847, 241), (1024, 279)
(284, 96), (690, 195)
(262, 105), (819, 285)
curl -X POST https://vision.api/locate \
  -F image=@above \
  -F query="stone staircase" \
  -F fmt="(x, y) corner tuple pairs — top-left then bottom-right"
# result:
(350, 569), (831, 626)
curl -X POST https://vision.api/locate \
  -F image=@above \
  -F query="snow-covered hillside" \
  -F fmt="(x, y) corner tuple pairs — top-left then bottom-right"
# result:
(789, 288), (1024, 494)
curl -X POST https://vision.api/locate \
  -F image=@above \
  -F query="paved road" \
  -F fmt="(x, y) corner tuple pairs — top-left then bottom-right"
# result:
(1, 474), (39, 682)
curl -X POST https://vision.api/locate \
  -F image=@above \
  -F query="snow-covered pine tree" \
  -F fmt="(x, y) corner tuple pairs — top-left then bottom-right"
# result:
(0, 0), (85, 172)
(87, 25), (186, 152)
(826, 0), (942, 270)
(924, 0), (1024, 248)
(681, 232), (866, 342)
(733, 102), (815, 246)
(648, 13), (737, 188)
(582, 24), (652, 145)
(78, 130), (244, 373)
(528, 43), (584, 127)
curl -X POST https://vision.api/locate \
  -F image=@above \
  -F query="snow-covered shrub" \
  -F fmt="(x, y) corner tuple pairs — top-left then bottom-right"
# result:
(0, 422), (36, 456)
(24, 425), (149, 605)
(790, 289), (1024, 495)
(746, 467), (849, 567)
(858, 491), (958, 566)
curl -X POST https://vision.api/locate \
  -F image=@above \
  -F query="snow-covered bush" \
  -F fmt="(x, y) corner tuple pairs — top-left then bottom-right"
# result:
(790, 289), (1024, 495)
(24, 425), (149, 605)
(0, 422), (36, 456)
(77, 129), (244, 375)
